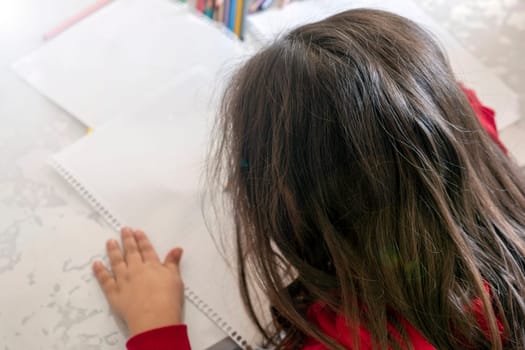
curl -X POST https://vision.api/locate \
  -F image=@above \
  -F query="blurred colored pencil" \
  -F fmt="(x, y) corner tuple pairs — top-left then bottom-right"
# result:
(228, 0), (236, 30)
(249, 0), (265, 13)
(217, 0), (225, 22)
(196, 0), (205, 12)
(224, 0), (230, 25)
(205, 0), (214, 17)
(234, 0), (243, 36)
(240, 0), (248, 39)
(44, 0), (112, 40)
(260, 0), (273, 10)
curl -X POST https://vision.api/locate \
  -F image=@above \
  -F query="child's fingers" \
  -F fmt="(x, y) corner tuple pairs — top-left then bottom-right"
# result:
(134, 230), (160, 263)
(121, 227), (141, 264)
(164, 247), (184, 272)
(93, 261), (117, 295)
(107, 239), (126, 276)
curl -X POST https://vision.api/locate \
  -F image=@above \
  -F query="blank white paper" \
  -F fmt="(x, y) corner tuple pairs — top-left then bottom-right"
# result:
(13, 0), (245, 128)
(51, 68), (263, 349)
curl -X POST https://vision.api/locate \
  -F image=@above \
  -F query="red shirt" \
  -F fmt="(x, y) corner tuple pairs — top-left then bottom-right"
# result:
(126, 305), (435, 350)
(127, 296), (503, 350)
(126, 86), (506, 350)
(460, 84), (507, 154)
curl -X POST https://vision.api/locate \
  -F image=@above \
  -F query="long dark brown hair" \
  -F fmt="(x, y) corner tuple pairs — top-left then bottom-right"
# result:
(211, 9), (525, 349)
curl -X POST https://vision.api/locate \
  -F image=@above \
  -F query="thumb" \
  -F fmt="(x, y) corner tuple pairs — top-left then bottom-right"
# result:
(164, 247), (183, 270)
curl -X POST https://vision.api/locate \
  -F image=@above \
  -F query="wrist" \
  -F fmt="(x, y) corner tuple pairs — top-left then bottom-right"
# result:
(127, 311), (182, 337)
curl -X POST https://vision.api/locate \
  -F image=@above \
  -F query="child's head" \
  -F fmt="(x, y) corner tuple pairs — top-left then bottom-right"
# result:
(213, 9), (525, 349)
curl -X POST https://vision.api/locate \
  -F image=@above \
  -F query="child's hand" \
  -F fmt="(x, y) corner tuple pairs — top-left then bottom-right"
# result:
(93, 227), (184, 336)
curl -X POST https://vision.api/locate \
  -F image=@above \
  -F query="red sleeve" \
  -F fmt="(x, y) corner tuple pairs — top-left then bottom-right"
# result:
(126, 324), (191, 350)
(460, 84), (508, 154)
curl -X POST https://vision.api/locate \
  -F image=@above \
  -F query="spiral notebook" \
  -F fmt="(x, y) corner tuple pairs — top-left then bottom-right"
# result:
(51, 68), (265, 349)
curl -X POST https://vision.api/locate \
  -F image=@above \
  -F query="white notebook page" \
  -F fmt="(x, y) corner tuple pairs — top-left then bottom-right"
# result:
(51, 68), (263, 349)
(13, 0), (245, 128)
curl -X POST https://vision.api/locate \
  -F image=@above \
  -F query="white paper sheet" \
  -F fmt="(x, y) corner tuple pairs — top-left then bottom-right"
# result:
(13, 0), (245, 128)
(51, 68), (263, 349)
(247, 0), (521, 130)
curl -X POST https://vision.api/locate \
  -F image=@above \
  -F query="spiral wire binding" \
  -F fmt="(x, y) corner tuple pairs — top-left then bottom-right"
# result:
(50, 158), (250, 349)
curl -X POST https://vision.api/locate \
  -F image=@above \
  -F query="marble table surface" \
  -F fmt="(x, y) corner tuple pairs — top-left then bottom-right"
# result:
(0, 1), (236, 349)
(1, 0), (523, 349)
